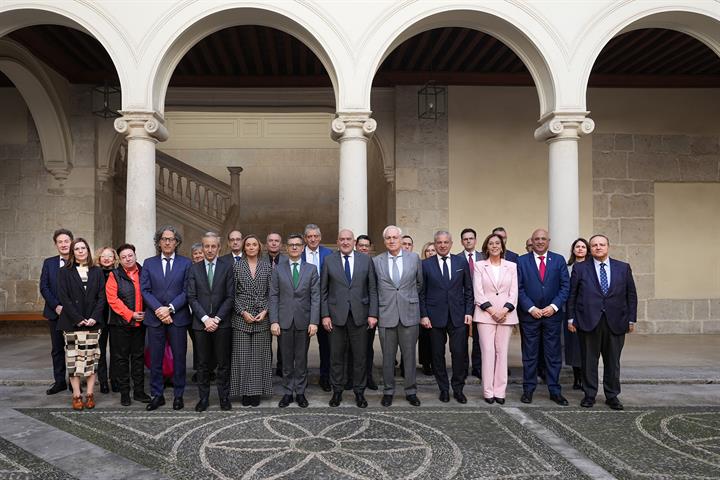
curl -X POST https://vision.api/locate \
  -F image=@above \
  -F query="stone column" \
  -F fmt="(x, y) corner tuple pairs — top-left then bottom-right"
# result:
(227, 166), (244, 208)
(535, 113), (595, 254)
(114, 112), (168, 261)
(331, 113), (376, 235)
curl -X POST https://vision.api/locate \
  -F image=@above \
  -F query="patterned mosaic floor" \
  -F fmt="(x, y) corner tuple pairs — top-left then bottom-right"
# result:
(526, 407), (720, 479)
(18, 408), (586, 480)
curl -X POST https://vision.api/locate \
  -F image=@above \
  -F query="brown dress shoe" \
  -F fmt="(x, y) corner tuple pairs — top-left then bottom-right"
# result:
(84, 393), (96, 409)
(72, 396), (84, 411)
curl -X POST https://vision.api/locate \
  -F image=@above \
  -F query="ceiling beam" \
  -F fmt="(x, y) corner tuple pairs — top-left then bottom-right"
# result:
(436, 29), (469, 70)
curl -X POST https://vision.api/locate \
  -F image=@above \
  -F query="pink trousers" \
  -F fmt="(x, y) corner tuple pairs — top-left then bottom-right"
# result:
(477, 322), (514, 399)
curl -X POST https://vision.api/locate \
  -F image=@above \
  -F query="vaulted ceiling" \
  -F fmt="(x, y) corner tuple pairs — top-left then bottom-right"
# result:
(2, 25), (719, 89)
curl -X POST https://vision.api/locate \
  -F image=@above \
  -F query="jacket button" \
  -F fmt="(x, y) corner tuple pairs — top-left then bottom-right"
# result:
(496, 293), (499, 295)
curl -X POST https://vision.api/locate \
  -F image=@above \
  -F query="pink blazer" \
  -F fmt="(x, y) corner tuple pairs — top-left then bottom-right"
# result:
(472, 259), (519, 325)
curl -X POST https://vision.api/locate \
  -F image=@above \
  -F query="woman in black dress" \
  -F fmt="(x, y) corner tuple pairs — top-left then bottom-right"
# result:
(229, 234), (273, 406)
(565, 238), (590, 390)
(57, 238), (106, 410)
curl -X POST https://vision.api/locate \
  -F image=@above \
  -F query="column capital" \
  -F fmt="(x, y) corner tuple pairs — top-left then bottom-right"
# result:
(114, 111), (168, 142)
(227, 166), (244, 176)
(331, 112), (377, 142)
(534, 112), (595, 142)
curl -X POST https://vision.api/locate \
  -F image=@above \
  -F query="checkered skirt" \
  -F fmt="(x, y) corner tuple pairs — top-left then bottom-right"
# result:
(64, 330), (101, 377)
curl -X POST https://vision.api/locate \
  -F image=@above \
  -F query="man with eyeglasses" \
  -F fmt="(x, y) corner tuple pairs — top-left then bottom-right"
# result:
(269, 234), (320, 408)
(140, 225), (192, 411)
(220, 230), (243, 264)
(516, 228), (570, 406)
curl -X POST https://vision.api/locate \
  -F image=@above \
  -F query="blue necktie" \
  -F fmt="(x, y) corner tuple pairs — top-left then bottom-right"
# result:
(344, 255), (352, 284)
(442, 256), (450, 283)
(234, 255), (241, 263)
(600, 262), (609, 295)
(163, 257), (171, 278)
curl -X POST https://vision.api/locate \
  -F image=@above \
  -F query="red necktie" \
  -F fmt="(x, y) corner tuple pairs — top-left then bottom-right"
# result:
(538, 255), (546, 281)
(468, 253), (474, 279)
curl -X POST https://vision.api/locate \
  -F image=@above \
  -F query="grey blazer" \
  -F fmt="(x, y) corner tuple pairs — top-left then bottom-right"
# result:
(321, 251), (379, 326)
(269, 260), (320, 330)
(373, 251), (423, 328)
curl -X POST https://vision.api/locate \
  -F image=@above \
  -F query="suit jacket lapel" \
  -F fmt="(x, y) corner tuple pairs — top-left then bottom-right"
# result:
(484, 262), (500, 292)
(70, 266), (85, 296)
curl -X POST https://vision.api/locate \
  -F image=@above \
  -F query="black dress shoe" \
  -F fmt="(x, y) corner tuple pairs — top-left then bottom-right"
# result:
(520, 392), (533, 404)
(573, 380), (583, 390)
(250, 395), (261, 407)
(173, 397), (184, 410)
(329, 392), (342, 407)
(220, 398), (232, 411)
(100, 381), (110, 394)
(453, 391), (468, 404)
(366, 378), (378, 390)
(120, 392), (131, 406)
(484, 397), (495, 404)
(471, 369), (482, 380)
(422, 364), (433, 376)
(320, 377), (332, 392)
(406, 394), (421, 407)
(111, 381), (120, 393)
(278, 394), (293, 408)
(494, 397), (505, 405)
(133, 391), (151, 403)
(580, 396), (595, 408)
(381, 395), (393, 407)
(550, 394), (569, 406)
(605, 397), (624, 410)
(46, 382), (68, 395)
(146, 396), (165, 411)
(195, 398), (209, 412)
(241, 395), (251, 406)
(355, 392), (368, 408)
(439, 390), (450, 403)
(296, 394), (309, 408)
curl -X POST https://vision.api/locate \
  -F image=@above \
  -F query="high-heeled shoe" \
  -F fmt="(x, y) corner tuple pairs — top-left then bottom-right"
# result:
(72, 396), (84, 411)
(84, 393), (95, 409)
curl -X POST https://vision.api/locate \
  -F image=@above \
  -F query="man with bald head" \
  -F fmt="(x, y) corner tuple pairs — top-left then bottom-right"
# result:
(516, 228), (570, 406)
(321, 229), (378, 408)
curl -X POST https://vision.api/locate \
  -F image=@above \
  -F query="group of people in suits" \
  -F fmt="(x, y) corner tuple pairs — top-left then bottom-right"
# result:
(39, 221), (637, 411)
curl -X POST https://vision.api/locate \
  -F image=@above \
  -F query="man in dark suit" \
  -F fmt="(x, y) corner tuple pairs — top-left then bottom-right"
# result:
(321, 229), (378, 408)
(420, 230), (474, 404)
(219, 230), (243, 264)
(141, 225), (192, 411)
(186, 232), (234, 412)
(270, 233), (320, 408)
(265, 232), (284, 377)
(39, 228), (74, 395)
(492, 227), (519, 264)
(567, 234), (637, 410)
(517, 228), (570, 405)
(459, 227), (484, 380)
(301, 223), (333, 391)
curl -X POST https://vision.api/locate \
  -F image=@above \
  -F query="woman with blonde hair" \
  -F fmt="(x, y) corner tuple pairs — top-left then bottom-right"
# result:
(94, 246), (118, 393)
(229, 234), (273, 406)
(58, 238), (106, 410)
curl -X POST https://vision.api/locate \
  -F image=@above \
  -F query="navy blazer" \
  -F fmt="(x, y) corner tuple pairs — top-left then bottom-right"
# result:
(419, 254), (474, 328)
(140, 254), (192, 327)
(301, 245), (332, 273)
(40, 255), (63, 320)
(567, 258), (638, 335)
(517, 251), (570, 319)
(186, 259), (234, 331)
(505, 249), (519, 264)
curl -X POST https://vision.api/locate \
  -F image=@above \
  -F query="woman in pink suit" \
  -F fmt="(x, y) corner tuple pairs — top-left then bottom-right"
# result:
(473, 233), (519, 404)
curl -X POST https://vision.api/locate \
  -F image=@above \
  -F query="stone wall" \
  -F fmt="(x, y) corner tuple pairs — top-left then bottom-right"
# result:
(0, 87), (102, 312)
(592, 133), (720, 334)
(394, 86), (449, 245)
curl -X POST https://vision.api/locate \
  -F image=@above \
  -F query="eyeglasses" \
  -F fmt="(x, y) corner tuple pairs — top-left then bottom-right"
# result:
(100, 255), (115, 259)
(160, 237), (177, 243)
(287, 243), (303, 248)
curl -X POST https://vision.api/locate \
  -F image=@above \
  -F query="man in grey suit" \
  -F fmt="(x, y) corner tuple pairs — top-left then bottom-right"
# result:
(373, 225), (424, 407)
(321, 229), (379, 408)
(186, 232), (234, 412)
(270, 234), (320, 408)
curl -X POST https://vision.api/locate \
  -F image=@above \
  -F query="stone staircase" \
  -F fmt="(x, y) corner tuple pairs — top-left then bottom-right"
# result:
(114, 149), (241, 244)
